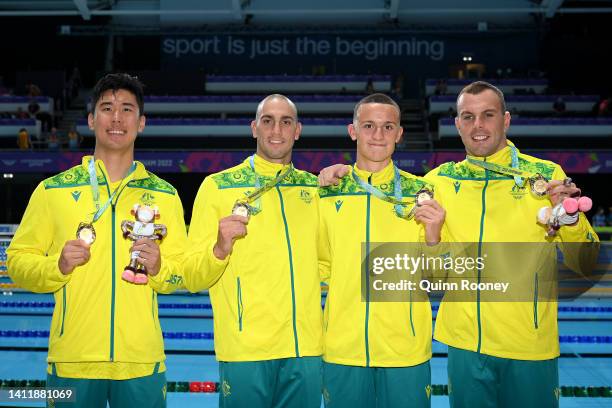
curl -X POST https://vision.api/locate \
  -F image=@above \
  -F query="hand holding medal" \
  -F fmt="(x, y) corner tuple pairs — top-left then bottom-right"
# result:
(413, 188), (446, 245)
(415, 188), (434, 206)
(528, 174), (548, 197)
(70, 158), (138, 274)
(213, 214), (249, 260)
(58, 239), (91, 275)
(232, 157), (293, 219)
(232, 201), (252, 219)
(76, 222), (96, 245)
(216, 157), (292, 259)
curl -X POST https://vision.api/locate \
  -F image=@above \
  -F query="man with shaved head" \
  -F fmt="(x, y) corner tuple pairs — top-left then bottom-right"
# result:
(183, 94), (323, 407)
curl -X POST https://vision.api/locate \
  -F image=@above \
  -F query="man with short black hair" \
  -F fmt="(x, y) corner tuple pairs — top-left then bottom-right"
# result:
(8, 73), (187, 407)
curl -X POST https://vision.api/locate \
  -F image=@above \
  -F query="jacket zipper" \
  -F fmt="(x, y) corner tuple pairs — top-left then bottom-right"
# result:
(276, 185), (300, 357)
(364, 175), (372, 367)
(476, 161), (489, 353)
(110, 203), (116, 361)
(100, 165), (131, 362)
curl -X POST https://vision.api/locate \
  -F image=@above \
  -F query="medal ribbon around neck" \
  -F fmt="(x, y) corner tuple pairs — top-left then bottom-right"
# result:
(245, 155), (293, 214)
(466, 144), (542, 188)
(88, 157), (137, 223)
(351, 163), (415, 219)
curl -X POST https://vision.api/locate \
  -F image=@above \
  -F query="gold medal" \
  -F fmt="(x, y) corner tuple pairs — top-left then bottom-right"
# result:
(530, 174), (548, 196)
(76, 222), (96, 245)
(415, 188), (434, 206)
(232, 201), (251, 218)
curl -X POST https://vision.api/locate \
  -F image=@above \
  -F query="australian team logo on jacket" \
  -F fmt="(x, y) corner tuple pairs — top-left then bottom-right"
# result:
(510, 183), (527, 200)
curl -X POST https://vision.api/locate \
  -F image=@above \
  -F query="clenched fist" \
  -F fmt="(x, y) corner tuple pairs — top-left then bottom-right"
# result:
(414, 199), (446, 245)
(58, 239), (91, 275)
(213, 215), (249, 260)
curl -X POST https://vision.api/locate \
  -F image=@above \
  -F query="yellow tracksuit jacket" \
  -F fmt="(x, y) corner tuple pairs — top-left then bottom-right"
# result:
(183, 155), (323, 361)
(319, 162), (433, 367)
(7, 156), (187, 379)
(426, 144), (599, 360)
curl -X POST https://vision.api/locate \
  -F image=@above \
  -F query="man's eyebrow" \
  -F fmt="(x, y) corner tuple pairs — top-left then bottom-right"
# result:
(260, 114), (296, 120)
(459, 108), (498, 115)
(360, 120), (396, 124)
(98, 101), (136, 107)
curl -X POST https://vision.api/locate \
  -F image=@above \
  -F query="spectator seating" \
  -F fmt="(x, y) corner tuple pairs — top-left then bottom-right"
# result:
(425, 79), (548, 96)
(429, 95), (598, 114)
(87, 95), (365, 115)
(438, 117), (612, 137)
(205, 75), (391, 93)
(0, 119), (37, 136)
(0, 96), (54, 114)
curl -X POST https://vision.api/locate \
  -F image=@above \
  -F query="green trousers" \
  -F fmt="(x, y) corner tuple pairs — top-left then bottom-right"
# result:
(322, 361), (431, 408)
(219, 356), (322, 408)
(447, 346), (559, 408)
(45, 371), (166, 408)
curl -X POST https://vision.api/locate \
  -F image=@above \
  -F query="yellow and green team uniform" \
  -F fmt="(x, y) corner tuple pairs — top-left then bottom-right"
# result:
(7, 156), (187, 408)
(425, 143), (599, 408)
(318, 162), (434, 408)
(183, 155), (323, 408)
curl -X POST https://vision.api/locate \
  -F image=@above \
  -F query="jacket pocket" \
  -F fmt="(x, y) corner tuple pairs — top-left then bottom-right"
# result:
(60, 286), (67, 336)
(409, 290), (416, 336)
(237, 277), (243, 331)
(533, 274), (539, 329)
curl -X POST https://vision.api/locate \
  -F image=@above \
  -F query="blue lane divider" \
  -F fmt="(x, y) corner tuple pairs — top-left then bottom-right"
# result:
(0, 301), (212, 309)
(559, 335), (612, 343)
(1, 301), (611, 313)
(0, 302), (55, 308)
(162, 332), (214, 339)
(158, 304), (212, 310)
(1, 330), (612, 343)
(0, 330), (214, 339)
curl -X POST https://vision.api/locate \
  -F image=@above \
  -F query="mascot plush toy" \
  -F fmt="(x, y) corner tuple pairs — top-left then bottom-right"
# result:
(121, 204), (167, 284)
(537, 196), (592, 237)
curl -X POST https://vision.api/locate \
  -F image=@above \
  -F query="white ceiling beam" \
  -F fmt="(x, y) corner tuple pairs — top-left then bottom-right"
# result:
(3, 5), (612, 18)
(545, 0), (564, 18)
(230, 0), (244, 20)
(389, 0), (400, 19)
(73, 0), (91, 20)
(558, 7), (612, 13)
